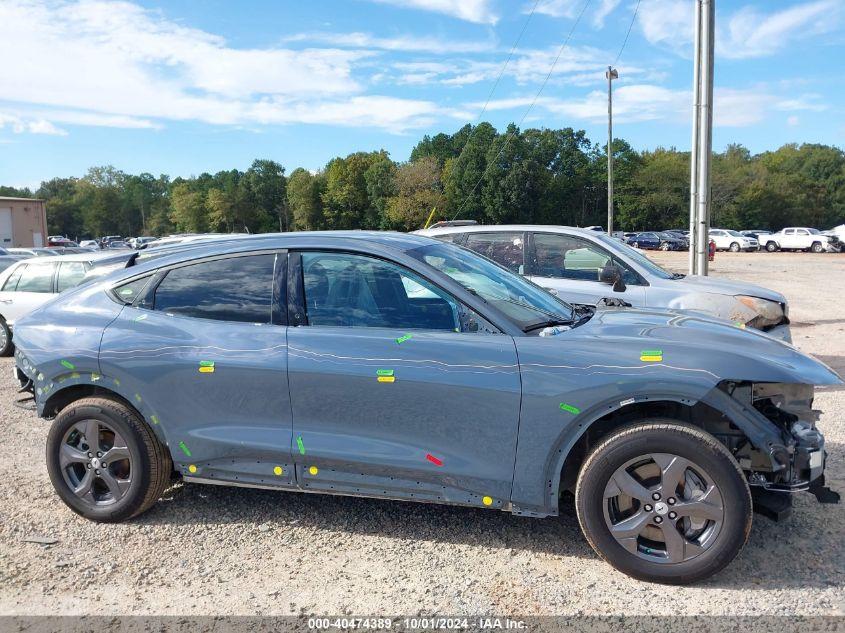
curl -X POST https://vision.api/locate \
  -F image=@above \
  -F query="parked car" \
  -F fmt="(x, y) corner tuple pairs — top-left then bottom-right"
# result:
(128, 237), (157, 249)
(47, 236), (79, 247)
(79, 240), (100, 249)
(0, 255), (26, 273)
(7, 247), (63, 257)
(760, 228), (839, 253)
(12, 232), (841, 584)
(105, 240), (133, 250)
(740, 230), (770, 241)
(708, 229), (758, 252)
(415, 225), (792, 341)
(0, 252), (135, 355)
(625, 232), (686, 251)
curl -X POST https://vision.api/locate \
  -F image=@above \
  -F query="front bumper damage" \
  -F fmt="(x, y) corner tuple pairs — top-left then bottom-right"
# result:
(729, 382), (840, 519)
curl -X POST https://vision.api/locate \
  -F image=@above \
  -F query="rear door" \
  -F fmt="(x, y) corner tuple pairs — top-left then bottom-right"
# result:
(526, 232), (646, 306)
(286, 250), (521, 508)
(99, 251), (295, 486)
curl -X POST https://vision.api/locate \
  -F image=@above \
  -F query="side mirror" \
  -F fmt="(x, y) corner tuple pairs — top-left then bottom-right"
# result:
(600, 264), (627, 293)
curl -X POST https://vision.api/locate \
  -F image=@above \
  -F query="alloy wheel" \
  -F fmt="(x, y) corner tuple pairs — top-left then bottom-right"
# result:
(602, 453), (724, 564)
(59, 419), (132, 506)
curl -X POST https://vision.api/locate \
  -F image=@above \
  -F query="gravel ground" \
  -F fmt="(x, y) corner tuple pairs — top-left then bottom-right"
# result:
(0, 250), (843, 617)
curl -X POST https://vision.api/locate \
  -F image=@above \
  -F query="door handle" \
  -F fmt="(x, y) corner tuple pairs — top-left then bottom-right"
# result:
(0, 299), (12, 304)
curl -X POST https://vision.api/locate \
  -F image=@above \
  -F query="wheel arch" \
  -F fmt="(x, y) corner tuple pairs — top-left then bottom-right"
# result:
(544, 388), (782, 513)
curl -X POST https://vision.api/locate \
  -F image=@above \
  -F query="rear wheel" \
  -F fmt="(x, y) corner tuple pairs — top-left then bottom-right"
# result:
(766, 242), (778, 252)
(46, 396), (171, 522)
(575, 421), (751, 584)
(0, 319), (12, 356)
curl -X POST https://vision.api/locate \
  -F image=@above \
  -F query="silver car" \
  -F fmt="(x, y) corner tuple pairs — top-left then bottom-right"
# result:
(415, 225), (791, 342)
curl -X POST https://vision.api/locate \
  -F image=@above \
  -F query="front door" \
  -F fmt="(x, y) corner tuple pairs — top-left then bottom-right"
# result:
(99, 251), (295, 486)
(527, 232), (647, 307)
(286, 250), (522, 509)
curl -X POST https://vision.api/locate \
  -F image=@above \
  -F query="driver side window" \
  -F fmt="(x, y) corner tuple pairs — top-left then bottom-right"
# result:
(531, 234), (639, 284)
(300, 252), (496, 333)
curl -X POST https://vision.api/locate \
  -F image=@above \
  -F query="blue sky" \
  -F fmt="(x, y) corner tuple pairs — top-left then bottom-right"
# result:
(1, 0), (843, 188)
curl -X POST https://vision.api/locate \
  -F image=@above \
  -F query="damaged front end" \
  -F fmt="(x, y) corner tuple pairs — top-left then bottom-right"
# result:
(726, 381), (839, 519)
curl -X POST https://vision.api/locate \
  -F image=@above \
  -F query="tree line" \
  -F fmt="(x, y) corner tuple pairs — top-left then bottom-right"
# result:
(2, 122), (844, 239)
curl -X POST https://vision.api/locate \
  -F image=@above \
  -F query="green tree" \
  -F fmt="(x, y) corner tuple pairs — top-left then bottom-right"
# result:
(287, 168), (325, 230)
(385, 157), (446, 231)
(169, 182), (207, 232)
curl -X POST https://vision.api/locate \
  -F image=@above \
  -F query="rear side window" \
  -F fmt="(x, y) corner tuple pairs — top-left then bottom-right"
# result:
(433, 233), (462, 244)
(464, 232), (524, 273)
(14, 263), (55, 293)
(113, 275), (154, 305)
(57, 262), (88, 292)
(152, 255), (275, 324)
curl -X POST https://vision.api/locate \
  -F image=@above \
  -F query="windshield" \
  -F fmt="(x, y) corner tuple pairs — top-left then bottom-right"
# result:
(406, 242), (574, 330)
(591, 233), (675, 280)
(808, 228), (821, 234)
(726, 230), (743, 237)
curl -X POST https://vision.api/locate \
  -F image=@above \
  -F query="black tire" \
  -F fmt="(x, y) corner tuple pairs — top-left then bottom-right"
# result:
(729, 242), (740, 253)
(0, 318), (12, 356)
(46, 396), (172, 522)
(632, 242), (639, 249)
(765, 242), (778, 252)
(659, 242), (671, 251)
(811, 241), (823, 253)
(575, 420), (752, 585)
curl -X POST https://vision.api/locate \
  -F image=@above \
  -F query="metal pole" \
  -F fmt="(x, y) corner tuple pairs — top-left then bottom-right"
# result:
(606, 66), (618, 236)
(688, 0), (702, 275)
(695, 0), (715, 275)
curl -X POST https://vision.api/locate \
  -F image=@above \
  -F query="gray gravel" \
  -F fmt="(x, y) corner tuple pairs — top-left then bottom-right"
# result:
(0, 251), (843, 616)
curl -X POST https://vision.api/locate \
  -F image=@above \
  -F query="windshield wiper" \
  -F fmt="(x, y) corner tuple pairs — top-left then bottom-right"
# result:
(671, 273), (685, 279)
(523, 319), (573, 333)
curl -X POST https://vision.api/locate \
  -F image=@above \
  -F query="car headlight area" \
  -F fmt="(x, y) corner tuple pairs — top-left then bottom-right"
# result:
(735, 295), (788, 330)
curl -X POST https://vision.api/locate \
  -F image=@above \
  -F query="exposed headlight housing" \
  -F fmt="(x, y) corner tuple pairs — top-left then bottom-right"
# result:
(736, 295), (786, 329)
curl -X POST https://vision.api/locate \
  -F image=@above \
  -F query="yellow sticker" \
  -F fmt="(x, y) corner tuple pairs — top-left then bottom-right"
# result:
(188, 464), (197, 474)
(273, 466), (283, 476)
(482, 496), (493, 506)
(308, 466), (319, 476)
(640, 355), (663, 362)
(198, 366), (215, 373)
(377, 376), (395, 383)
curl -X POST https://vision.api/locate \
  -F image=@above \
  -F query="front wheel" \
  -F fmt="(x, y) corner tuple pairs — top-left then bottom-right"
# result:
(659, 242), (671, 251)
(766, 242), (778, 252)
(729, 242), (740, 252)
(46, 396), (172, 522)
(811, 241), (824, 253)
(575, 421), (751, 584)
(632, 242), (639, 249)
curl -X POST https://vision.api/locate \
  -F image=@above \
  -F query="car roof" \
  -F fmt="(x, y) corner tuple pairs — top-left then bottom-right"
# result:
(415, 224), (604, 239)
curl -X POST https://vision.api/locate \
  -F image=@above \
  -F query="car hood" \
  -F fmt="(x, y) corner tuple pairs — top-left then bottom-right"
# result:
(670, 274), (785, 303)
(569, 306), (841, 386)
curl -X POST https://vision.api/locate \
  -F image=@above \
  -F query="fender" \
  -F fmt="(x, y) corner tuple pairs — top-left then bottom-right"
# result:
(511, 386), (786, 518)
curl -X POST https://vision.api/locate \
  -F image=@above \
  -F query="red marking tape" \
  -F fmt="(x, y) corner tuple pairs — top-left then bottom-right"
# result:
(426, 453), (443, 467)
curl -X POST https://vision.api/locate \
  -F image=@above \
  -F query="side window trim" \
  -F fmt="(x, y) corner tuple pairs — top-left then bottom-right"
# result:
(2, 264), (25, 292)
(286, 251), (306, 327)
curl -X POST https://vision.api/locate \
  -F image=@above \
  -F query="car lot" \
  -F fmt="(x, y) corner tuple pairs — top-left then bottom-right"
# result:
(0, 250), (843, 616)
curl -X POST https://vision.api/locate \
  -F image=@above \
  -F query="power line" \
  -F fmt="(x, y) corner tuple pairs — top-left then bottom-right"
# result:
(613, 0), (641, 65)
(451, 0), (593, 220)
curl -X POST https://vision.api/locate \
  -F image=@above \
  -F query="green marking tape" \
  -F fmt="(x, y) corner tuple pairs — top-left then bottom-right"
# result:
(151, 415), (160, 425)
(134, 393), (142, 403)
(178, 441), (192, 457)
(641, 350), (663, 356)
(376, 369), (395, 377)
(199, 360), (215, 367)
(134, 314), (147, 322)
(559, 403), (581, 415)
(297, 436), (305, 455)
(396, 334), (413, 344)
(70, 372), (80, 379)
(60, 360), (75, 370)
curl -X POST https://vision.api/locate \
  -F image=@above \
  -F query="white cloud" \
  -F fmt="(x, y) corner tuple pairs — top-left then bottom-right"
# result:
(0, 0), (452, 134)
(0, 113), (68, 135)
(529, 0), (623, 28)
(366, 0), (498, 24)
(787, 116), (800, 127)
(283, 31), (493, 54)
(471, 85), (824, 128)
(637, 0), (842, 58)
(720, 0), (840, 59)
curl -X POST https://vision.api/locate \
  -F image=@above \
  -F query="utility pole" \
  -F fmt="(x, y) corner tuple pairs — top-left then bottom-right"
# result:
(689, 0), (715, 275)
(606, 66), (618, 236)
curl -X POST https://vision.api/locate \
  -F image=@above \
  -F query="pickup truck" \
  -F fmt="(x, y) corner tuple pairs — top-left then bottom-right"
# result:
(759, 228), (840, 253)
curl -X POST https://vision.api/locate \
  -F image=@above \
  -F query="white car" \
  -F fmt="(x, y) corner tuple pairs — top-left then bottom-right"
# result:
(760, 227), (839, 253)
(708, 229), (758, 252)
(414, 224), (792, 341)
(0, 252), (133, 355)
